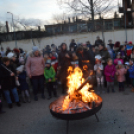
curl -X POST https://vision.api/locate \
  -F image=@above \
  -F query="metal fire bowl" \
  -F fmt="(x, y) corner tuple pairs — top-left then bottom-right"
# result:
(49, 96), (102, 121)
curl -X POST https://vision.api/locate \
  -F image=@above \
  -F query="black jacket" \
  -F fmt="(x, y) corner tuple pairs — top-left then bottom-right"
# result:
(95, 39), (103, 47)
(0, 64), (16, 90)
(69, 43), (77, 52)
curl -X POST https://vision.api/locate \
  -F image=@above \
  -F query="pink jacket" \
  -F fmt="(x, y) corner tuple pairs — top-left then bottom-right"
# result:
(104, 65), (116, 82)
(116, 68), (126, 82)
(26, 52), (45, 77)
(114, 58), (124, 66)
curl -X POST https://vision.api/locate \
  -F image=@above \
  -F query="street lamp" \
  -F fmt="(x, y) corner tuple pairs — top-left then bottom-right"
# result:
(7, 12), (17, 48)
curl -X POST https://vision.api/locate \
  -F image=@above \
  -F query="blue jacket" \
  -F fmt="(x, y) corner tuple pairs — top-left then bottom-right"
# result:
(128, 65), (134, 78)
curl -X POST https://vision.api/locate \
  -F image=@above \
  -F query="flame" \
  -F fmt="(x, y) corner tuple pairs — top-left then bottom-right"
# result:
(62, 67), (99, 111)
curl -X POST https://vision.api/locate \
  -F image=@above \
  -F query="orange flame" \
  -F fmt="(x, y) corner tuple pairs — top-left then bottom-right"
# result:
(62, 67), (99, 111)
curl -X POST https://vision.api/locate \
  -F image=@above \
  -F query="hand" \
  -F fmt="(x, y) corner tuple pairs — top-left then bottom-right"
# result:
(29, 75), (32, 78)
(16, 77), (18, 80)
(11, 73), (15, 76)
(115, 72), (118, 75)
(65, 53), (70, 58)
(49, 79), (51, 82)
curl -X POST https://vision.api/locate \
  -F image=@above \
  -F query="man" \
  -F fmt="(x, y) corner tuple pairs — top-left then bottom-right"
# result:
(95, 36), (103, 47)
(0, 47), (5, 57)
(69, 39), (77, 52)
(107, 40), (114, 50)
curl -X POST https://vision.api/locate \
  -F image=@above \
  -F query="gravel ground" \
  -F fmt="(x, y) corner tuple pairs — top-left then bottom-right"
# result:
(0, 86), (134, 134)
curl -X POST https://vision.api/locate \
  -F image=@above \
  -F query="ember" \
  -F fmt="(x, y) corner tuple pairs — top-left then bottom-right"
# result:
(50, 67), (102, 116)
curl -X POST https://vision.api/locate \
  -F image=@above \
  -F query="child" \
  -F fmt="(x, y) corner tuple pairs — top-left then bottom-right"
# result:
(71, 52), (79, 68)
(94, 55), (104, 94)
(116, 61), (127, 92)
(0, 57), (21, 108)
(131, 48), (134, 61)
(127, 59), (134, 92)
(125, 62), (131, 87)
(44, 59), (57, 99)
(114, 52), (124, 66)
(16, 65), (31, 103)
(104, 58), (116, 93)
(119, 45), (126, 60)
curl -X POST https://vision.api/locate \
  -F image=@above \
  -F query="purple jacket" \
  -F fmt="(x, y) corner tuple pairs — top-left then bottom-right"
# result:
(104, 65), (116, 82)
(114, 58), (124, 66)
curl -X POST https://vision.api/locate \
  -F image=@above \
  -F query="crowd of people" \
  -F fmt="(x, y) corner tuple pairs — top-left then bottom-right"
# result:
(0, 36), (134, 114)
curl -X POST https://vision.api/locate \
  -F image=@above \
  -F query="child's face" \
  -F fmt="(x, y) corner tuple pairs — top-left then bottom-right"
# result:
(96, 59), (100, 64)
(117, 55), (121, 59)
(46, 64), (50, 67)
(108, 60), (113, 66)
(121, 46), (125, 50)
(118, 65), (122, 69)
(129, 60), (133, 65)
(72, 52), (76, 58)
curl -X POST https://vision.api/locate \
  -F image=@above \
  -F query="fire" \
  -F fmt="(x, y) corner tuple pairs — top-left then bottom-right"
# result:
(62, 67), (99, 111)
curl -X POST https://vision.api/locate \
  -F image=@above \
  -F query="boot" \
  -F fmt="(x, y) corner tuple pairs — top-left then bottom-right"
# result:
(27, 97), (31, 103)
(16, 102), (21, 107)
(8, 103), (13, 109)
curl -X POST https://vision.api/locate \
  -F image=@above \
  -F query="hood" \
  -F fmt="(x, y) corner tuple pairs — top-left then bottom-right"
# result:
(28, 50), (42, 58)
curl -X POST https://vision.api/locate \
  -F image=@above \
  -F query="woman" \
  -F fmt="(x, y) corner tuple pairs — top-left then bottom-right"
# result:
(58, 43), (71, 94)
(26, 46), (45, 101)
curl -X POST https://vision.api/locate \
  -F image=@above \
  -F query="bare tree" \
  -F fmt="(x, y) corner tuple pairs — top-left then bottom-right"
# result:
(57, 0), (117, 31)
(52, 13), (68, 24)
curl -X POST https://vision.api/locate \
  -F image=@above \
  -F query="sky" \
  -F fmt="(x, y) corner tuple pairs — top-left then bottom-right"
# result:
(0, 0), (64, 26)
(0, 0), (120, 28)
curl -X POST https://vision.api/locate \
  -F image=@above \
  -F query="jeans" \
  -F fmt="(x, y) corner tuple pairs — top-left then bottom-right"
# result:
(3, 88), (19, 104)
(31, 76), (44, 96)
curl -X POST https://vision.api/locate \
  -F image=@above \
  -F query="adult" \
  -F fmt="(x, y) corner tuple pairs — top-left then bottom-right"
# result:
(86, 41), (92, 50)
(26, 46), (45, 101)
(98, 44), (111, 66)
(58, 43), (71, 94)
(113, 41), (120, 59)
(76, 46), (95, 78)
(107, 40), (114, 50)
(0, 47), (5, 57)
(6, 47), (11, 56)
(95, 36), (103, 47)
(69, 39), (77, 52)
(0, 57), (21, 108)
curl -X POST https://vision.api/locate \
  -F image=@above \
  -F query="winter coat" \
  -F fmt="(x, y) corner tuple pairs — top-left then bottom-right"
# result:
(58, 49), (71, 83)
(95, 39), (103, 47)
(114, 58), (124, 66)
(107, 43), (114, 50)
(0, 64), (16, 90)
(116, 68), (126, 82)
(126, 45), (133, 56)
(104, 65), (116, 82)
(94, 63), (104, 77)
(131, 53), (134, 61)
(69, 42), (77, 52)
(26, 51), (45, 77)
(98, 48), (110, 65)
(120, 50), (126, 59)
(128, 64), (134, 78)
(44, 66), (56, 83)
(51, 56), (58, 72)
(18, 71), (29, 90)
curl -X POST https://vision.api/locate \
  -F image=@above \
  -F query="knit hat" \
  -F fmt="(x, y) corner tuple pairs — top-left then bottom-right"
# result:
(16, 65), (24, 72)
(125, 62), (129, 65)
(32, 46), (39, 52)
(95, 55), (102, 60)
(128, 41), (132, 45)
(118, 61), (122, 65)
(46, 59), (51, 64)
(7, 52), (14, 58)
(114, 41), (120, 48)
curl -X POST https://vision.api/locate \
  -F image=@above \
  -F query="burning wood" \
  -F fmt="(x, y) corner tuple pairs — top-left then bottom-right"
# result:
(50, 67), (102, 115)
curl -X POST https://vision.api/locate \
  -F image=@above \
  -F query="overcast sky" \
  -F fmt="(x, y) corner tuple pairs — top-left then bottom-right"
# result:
(0, 0), (121, 27)
(0, 0), (64, 25)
